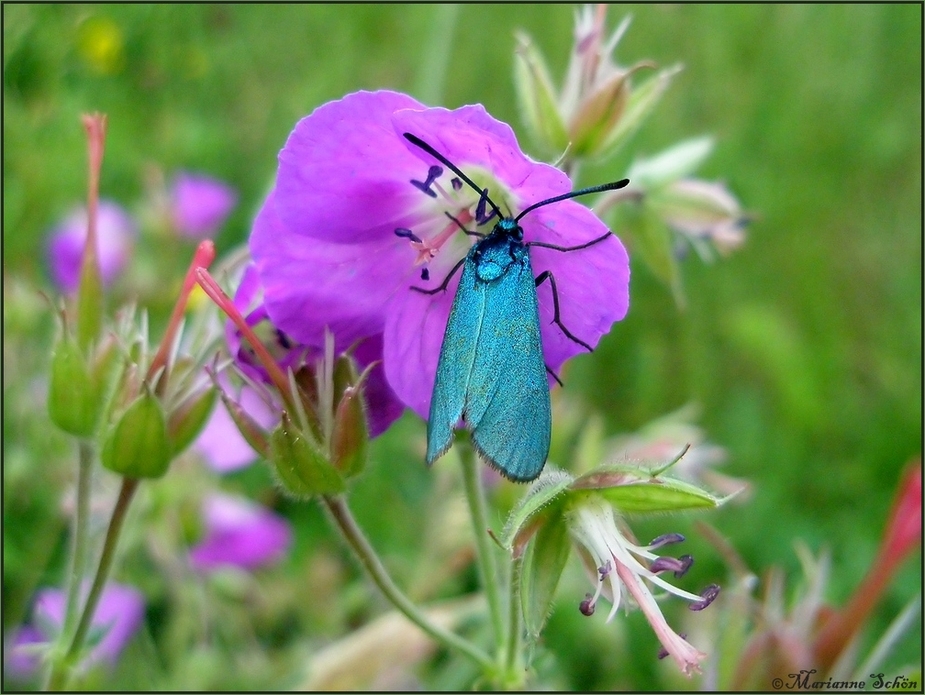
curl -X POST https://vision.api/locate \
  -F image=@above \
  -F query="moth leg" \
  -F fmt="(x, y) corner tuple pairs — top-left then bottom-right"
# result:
(545, 365), (564, 387)
(410, 256), (466, 295)
(474, 188), (498, 225)
(444, 211), (484, 238)
(527, 232), (612, 253)
(534, 270), (593, 352)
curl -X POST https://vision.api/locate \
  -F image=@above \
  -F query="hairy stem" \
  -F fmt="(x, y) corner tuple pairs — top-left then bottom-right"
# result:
(47, 477), (139, 690)
(321, 495), (493, 672)
(458, 443), (506, 653)
(61, 442), (94, 641)
(504, 555), (523, 676)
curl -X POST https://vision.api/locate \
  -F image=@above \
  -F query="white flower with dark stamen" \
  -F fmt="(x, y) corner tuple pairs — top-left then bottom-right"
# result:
(567, 497), (720, 676)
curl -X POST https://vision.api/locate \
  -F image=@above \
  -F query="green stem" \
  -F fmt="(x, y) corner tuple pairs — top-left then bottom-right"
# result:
(47, 477), (140, 690)
(458, 443), (505, 652)
(504, 555), (523, 677)
(61, 442), (94, 641)
(321, 495), (493, 672)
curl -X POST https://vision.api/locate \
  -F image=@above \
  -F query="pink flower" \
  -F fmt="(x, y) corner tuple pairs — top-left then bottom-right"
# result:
(250, 90), (630, 418)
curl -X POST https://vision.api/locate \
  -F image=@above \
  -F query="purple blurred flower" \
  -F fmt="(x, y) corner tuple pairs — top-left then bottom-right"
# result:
(189, 492), (292, 571)
(250, 90), (630, 418)
(46, 200), (136, 293)
(4, 625), (45, 682)
(170, 171), (237, 239)
(22, 583), (144, 672)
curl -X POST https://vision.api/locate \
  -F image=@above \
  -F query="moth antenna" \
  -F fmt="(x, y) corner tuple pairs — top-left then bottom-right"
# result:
(403, 133), (504, 220)
(515, 179), (630, 222)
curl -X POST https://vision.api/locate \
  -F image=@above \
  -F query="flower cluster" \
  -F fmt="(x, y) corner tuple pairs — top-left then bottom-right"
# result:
(514, 6), (679, 163)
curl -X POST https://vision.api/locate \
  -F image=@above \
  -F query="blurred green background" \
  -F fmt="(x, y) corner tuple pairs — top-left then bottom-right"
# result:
(4, 4), (921, 690)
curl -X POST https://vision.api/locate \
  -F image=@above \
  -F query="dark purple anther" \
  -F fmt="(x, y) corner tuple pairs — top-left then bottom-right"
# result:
(598, 560), (612, 580)
(394, 227), (422, 243)
(649, 555), (692, 576)
(410, 165), (444, 198)
(420, 267), (430, 281)
(579, 593), (595, 616)
(689, 584), (720, 611)
(451, 177), (463, 191)
(649, 533), (685, 548)
(674, 554), (694, 578)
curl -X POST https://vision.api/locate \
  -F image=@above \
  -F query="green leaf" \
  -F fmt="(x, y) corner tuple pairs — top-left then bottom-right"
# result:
(570, 468), (725, 513)
(521, 515), (571, 638)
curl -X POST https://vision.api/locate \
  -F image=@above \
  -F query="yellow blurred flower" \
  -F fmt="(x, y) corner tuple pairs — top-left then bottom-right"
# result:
(77, 16), (125, 75)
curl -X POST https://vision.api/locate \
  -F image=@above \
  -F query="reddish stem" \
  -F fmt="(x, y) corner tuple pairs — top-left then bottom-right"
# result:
(812, 463), (922, 669)
(147, 241), (216, 391)
(195, 267), (295, 412)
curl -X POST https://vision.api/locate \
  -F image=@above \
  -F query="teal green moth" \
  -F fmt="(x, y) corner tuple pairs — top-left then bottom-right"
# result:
(404, 133), (628, 482)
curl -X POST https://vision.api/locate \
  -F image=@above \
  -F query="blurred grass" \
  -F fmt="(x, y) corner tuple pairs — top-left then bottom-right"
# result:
(3, 3), (921, 689)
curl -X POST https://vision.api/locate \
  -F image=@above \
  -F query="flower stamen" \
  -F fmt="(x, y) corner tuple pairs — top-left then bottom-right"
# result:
(649, 533), (686, 548)
(394, 227), (423, 243)
(410, 165), (443, 198)
(649, 554), (693, 578)
(406, 209), (477, 267)
(689, 584), (720, 611)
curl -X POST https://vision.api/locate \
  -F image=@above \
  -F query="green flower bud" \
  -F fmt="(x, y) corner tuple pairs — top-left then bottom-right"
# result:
(570, 465), (726, 513)
(625, 136), (714, 190)
(513, 31), (569, 156)
(598, 65), (681, 158)
(269, 413), (344, 498)
(48, 332), (98, 437)
(101, 385), (172, 478)
(568, 70), (632, 159)
(216, 388), (270, 460)
(619, 201), (684, 306)
(520, 512), (570, 638)
(167, 387), (217, 456)
(331, 383), (368, 478)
